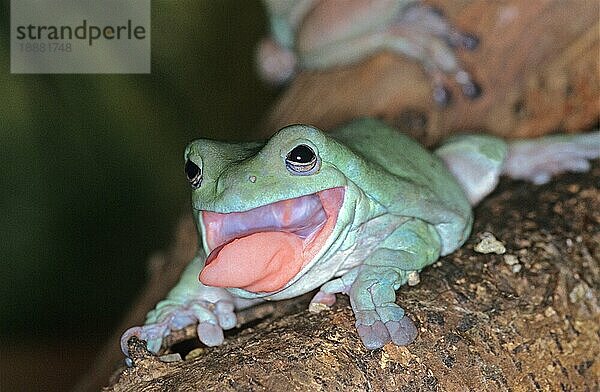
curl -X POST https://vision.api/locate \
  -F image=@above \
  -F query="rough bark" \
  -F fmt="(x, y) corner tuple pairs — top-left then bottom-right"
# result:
(100, 163), (599, 391)
(264, 0), (599, 146)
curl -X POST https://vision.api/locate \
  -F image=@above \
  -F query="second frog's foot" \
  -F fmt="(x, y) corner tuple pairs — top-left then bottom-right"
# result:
(392, 3), (482, 106)
(256, 37), (298, 84)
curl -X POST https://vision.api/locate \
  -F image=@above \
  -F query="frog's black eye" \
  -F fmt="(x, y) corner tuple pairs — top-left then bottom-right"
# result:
(185, 159), (203, 189)
(285, 144), (319, 175)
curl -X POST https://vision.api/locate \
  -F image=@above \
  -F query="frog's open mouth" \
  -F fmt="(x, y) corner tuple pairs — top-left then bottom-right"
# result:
(199, 187), (345, 293)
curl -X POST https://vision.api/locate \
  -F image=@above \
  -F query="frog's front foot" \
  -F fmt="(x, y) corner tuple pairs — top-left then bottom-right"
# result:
(120, 299), (236, 357)
(348, 264), (423, 349)
(354, 307), (418, 349)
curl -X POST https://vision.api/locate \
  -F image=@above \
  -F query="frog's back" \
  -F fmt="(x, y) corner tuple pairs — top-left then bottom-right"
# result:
(330, 118), (472, 254)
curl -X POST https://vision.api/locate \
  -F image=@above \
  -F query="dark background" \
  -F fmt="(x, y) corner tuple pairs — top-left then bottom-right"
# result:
(1, 1), (276, 390)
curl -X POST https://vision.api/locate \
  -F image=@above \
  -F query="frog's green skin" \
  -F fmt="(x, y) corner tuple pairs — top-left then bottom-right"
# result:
(121, 119), (599, 356)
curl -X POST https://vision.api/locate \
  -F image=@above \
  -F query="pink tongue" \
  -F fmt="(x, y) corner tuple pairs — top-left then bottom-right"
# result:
(199, 231), (303, 293)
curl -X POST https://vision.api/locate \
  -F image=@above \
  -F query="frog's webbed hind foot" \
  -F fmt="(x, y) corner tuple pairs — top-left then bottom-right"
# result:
(354, 307), (418, 349)
(389, 3), (482, 106)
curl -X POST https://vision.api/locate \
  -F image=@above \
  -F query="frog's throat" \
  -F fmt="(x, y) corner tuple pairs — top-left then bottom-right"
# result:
(199, 187), (345, 293)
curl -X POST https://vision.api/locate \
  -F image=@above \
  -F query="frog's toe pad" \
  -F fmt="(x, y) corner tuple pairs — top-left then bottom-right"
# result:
(309, 291), (337, 313)
(356, 320), (391, 349)
(356, 317), (418, 349)
(214, 300), (237, 329)
(386, 317), (418, 346)
(120, 323), (169, 357)
(197, 322), (225, 347)
(257, 38), (297, 84)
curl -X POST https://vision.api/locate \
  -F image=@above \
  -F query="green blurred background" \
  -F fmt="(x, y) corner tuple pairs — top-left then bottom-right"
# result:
(1, 1), (276, 390)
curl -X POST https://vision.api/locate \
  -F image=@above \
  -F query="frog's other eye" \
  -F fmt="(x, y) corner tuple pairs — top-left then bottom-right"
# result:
(185, 159), (203, 189)
(285, 144), (319, 175)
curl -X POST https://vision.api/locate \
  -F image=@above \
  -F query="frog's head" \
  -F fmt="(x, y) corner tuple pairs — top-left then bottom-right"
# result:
(184, 124), (358, 299)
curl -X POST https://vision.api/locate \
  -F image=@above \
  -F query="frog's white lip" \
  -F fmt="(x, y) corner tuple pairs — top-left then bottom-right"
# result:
(204, 192), (328, 249)
(198, 187), (345, 293)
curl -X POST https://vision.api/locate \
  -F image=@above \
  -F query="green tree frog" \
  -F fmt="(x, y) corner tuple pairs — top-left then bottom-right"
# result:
(121, 119), (599, 356)
(257, 0), (481, 105)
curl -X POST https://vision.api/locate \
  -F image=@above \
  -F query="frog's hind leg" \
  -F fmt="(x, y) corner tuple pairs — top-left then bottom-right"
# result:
(435, 135), (508, 206)
(502, 131), (600, 184)
(436, 131), (600, 206)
